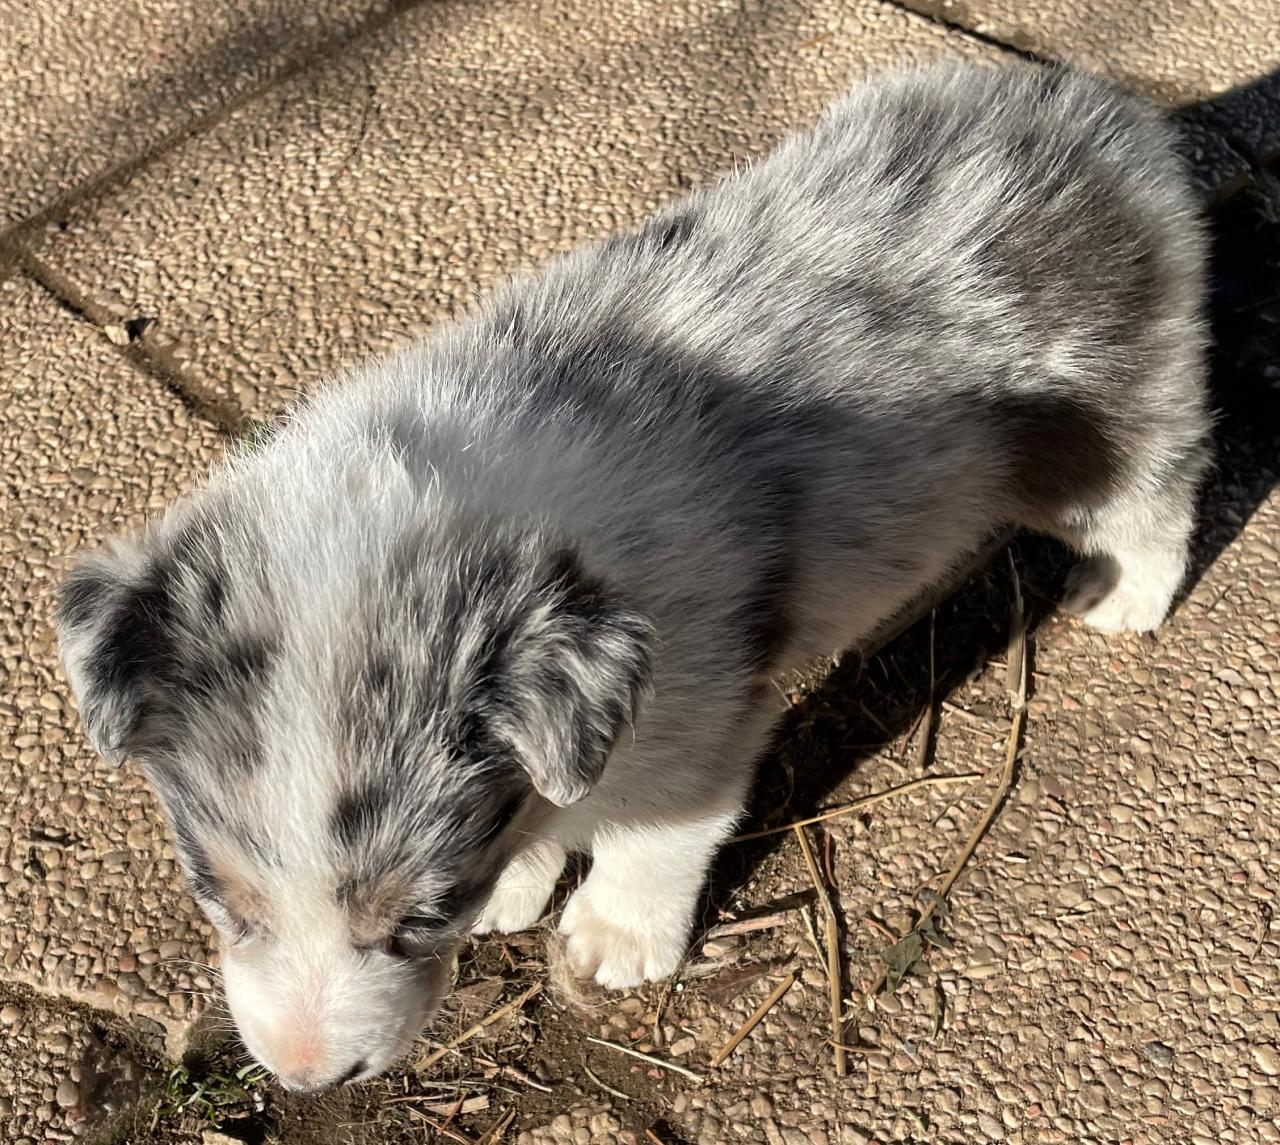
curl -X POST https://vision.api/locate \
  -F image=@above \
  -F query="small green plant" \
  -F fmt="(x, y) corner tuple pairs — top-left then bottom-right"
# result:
(155, 1060), (268, 1127)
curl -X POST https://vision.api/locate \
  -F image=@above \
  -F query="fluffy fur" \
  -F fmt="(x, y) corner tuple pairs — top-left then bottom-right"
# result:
(56, 61), (1210, 1090)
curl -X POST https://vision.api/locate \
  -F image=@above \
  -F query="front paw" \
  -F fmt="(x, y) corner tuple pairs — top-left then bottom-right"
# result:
(472, 881), (552, 936)
(558, 882), (688, 989)
(472, 842), (565, 936)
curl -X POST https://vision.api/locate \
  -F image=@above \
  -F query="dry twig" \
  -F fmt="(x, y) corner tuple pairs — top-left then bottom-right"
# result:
(913, 609), (938, 769)
(406, 1109), (475, 1145)
(792, 825), (847, 1076)
(500, 1063), (552, 1094)
(730, 773), (981, 843)
(861, 916), (898, 942)
(583, 1063), (633, 1102)
(416, 982), (542, 1071)
(476, 1108), (517, 1145)
(585, 1036), (705, 1084)
(388, 1094), (490, 1115)
(709, 970), (799, 1067)
(704, 909), (800, 939)
(862, 558), (1028, 1003)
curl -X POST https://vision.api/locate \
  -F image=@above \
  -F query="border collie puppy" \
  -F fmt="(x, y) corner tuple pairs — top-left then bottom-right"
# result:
(57, 61), (1210, 1091)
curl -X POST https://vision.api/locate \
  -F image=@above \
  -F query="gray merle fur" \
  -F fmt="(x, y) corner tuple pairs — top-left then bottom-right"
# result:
(55, 61), (1211, 1089)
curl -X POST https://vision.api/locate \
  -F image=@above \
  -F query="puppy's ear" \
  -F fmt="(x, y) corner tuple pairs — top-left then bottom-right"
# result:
(474, 550), (654, 807)
(54, 545), (173, 766)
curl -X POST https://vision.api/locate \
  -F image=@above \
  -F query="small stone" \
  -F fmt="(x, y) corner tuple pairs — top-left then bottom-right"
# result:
(1252, 1045), (1280, 1076)
(934, 1088), (961, 1114)
(39, 692), (64, 712)
(202, 1133), (246, 1145)
(1079, 1084), (1108, 1112)
(1145, 1042), (1174, 1067)
(55, 1080), (78, 1108)
(701, 935), (744, 958)
(669, 1036), (697, 1056)
(977, 1111), (1004, 1140)
(116, 972), (146, 998)
(0, 1004), (24, 1025)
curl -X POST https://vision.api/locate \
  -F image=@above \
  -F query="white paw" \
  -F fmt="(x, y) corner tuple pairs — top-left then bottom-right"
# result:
(1063, 555), (1177, 634)
(471, 880), (550, 936)
(472, 843), (564, 935)
(472, 880), (553, 935)
(558, 883), (687, 989)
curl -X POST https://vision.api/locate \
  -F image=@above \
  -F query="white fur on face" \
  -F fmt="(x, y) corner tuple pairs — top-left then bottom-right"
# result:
(220, 919), (451, 1091)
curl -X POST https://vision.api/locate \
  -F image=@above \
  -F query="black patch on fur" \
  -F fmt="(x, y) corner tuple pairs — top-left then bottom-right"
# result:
(332, 780), (393, 850)
(79, 561), (179, 754)
(640, 208), (700, 253)
(201, 570), (228, 625)
(1002, 391), (1123, 519)
(220, 635), (274, 688)
(57, 563), (115, 632)
(63, 519), (278, 776)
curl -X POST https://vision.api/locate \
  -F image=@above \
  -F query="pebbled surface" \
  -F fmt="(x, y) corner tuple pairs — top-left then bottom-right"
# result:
(1, 1), (1277, 1141)
(25, 0), (996, 423)
(0, 0), (392, 227)
(0, 273), (228, 1139)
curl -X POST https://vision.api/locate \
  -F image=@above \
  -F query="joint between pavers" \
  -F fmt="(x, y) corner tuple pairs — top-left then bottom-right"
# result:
(19, 256), (246, 438)
(880, 0), (1044, 63)
(0, 0), (434, 256)
(1, 970), (191, 1060)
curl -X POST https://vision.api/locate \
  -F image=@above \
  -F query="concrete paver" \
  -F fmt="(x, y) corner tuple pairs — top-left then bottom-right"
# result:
(898, 0), (1280, 181)
(898, 0), (1280, 101)
(0, 275), (225, 1079)
(2, 1), (1278, 1141)
(27, 0), (995, 423)
(0, 0), (392, 226)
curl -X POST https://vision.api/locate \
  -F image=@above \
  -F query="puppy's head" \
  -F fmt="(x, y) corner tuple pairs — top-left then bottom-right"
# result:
(56, 492), (651, 1091)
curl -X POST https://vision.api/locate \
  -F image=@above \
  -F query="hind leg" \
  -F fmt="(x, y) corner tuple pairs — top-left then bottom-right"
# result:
(1055, 464), (1204, 634)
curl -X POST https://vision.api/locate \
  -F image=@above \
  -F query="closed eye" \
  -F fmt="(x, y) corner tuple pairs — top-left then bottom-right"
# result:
(384, 913), (448, 959)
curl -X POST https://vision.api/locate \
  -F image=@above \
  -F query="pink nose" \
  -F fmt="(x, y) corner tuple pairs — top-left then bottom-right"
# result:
(278, 1057), (368, 1094)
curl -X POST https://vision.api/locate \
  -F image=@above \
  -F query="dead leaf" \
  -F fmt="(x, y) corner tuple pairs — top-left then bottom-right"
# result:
(704, 956), (793, 1006)
(880, 931), (924, 993)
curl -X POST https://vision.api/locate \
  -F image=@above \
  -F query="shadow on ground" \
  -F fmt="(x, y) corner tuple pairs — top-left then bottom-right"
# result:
(721, 65), (1280, 919)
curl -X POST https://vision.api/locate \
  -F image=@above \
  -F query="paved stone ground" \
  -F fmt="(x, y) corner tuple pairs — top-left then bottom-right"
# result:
(1, 2), (1277, 1143)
